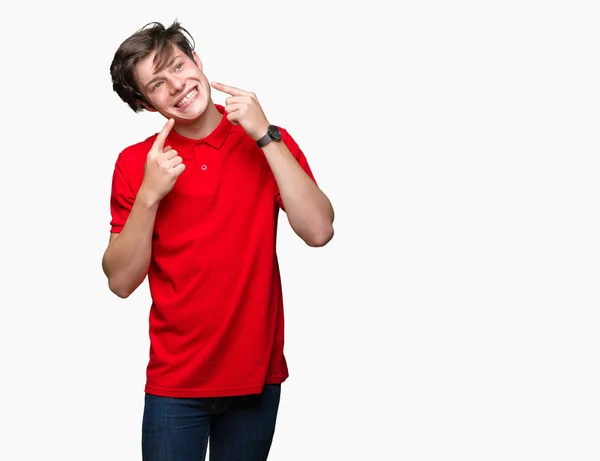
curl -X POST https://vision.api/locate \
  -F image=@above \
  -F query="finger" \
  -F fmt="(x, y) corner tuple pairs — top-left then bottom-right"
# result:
(167, 156), (183, 168)
(211, 82), (247, 96)
(161, 149), (179, 160)
(163, 146), (173, 152)
(226, 112), (240, 125)
(153, 118), (175, 150)
(224, 103), (244, 113)
(225, 95), (251, 105)
(172, 163), (186, 176)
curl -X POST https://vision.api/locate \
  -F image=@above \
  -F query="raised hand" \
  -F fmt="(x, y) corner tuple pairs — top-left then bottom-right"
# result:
(140, 118), (185, 203)
(211, 82), (270, 141)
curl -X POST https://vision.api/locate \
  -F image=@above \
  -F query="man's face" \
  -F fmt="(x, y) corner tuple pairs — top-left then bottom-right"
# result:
(135, 48), (210, 124)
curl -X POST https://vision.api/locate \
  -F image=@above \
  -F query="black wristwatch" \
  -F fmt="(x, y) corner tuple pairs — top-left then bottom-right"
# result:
(256, 125), (282, 148)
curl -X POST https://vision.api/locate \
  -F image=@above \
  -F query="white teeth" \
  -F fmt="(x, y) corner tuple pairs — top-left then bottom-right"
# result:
(176, 88), (198, 108)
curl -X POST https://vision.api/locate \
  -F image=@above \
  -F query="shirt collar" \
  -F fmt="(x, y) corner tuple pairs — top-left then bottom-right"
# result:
(166, 104), (232, 149)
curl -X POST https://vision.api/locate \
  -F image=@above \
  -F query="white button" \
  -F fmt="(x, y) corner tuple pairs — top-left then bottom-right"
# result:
(201, 164), (207, 171)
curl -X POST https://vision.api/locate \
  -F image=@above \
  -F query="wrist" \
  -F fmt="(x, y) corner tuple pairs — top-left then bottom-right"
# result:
(137, 186), (161, 209)
(252, 123), (270, 141)
(256, 124), (282, 148)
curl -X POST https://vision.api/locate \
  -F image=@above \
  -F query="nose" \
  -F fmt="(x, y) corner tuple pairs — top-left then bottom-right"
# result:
(168, 75), (185, 94)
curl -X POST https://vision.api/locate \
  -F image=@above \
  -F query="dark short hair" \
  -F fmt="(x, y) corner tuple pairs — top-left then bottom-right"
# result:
(110, 20), (196, 112)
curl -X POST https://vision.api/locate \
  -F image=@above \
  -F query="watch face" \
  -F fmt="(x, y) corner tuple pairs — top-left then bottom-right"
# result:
(268, 125), (282, 141)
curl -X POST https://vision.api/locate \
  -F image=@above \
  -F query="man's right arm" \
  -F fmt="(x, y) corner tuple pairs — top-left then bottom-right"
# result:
(101, 190), (160, 299)
(102, 118), (184, 299)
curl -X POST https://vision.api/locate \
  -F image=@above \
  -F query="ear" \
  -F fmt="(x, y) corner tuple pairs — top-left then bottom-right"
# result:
(192, 51), (203, 71)
(137, 100), (157, 112)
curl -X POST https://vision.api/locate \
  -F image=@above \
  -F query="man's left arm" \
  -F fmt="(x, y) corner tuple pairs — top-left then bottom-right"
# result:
(262, 133), (334, 247)
(212, 82), (335, 247)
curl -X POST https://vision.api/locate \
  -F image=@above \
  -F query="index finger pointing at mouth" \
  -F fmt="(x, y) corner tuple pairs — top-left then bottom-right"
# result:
(211, 82), (246, 96)
(153, 118), (175, 150)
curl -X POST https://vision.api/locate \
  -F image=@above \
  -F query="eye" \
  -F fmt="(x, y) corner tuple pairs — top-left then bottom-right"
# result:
(175, 62), (184, 71)
(152, 82), (163, 91)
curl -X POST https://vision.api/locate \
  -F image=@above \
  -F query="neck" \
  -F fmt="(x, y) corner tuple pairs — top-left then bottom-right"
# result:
(172, 102), (222, 140)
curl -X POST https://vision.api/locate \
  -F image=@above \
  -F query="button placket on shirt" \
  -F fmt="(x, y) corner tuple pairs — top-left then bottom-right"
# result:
(194, 143), (213, 194)
(195, 143), (207, 174)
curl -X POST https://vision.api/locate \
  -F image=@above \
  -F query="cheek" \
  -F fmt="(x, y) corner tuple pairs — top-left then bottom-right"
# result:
(191, 70), (207, 84)
(153, 93), (171, 109)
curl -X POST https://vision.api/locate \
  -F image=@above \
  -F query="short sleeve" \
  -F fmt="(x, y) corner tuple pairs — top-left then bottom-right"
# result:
(110, 161), (136, 233)
(275, 128), (317, 211)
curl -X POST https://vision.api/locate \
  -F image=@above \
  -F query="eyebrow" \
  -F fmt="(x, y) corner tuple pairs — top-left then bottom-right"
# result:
(144, 55), (182, 90)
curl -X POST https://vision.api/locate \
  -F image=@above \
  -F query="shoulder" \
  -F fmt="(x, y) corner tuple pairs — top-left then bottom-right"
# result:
(114, 135), (156, 170)
(111, 135), (156, 192)
(117, 135), (156, 161)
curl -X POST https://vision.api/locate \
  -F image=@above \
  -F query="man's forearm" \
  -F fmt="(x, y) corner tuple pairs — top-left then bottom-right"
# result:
(262, 142), (334, 247)
(102, 189), (160, 298)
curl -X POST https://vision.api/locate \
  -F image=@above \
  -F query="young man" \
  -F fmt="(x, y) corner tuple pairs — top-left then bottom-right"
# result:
(102, 20), (334, 461)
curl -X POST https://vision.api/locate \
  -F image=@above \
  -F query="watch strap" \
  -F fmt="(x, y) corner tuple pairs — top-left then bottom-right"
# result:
(256, 132), (272, 148)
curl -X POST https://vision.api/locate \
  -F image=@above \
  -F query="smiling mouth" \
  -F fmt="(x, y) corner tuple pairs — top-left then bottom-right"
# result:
(175, 86), (199, 109)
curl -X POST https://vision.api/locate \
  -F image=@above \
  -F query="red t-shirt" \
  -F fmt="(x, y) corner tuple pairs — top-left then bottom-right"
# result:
(109, 105), (316, 397)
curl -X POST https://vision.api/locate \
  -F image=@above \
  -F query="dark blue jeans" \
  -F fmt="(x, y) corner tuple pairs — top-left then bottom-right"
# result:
(142, 384), (281, 461)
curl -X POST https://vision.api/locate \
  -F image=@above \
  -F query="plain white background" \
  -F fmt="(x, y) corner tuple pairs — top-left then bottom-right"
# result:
(1, 0), (599, 459)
